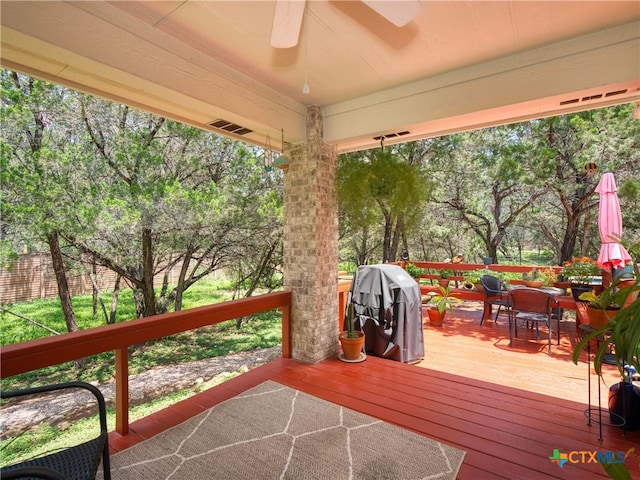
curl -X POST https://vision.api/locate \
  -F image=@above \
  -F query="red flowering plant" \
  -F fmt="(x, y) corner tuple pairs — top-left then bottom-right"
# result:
(560, 256), (602, 285)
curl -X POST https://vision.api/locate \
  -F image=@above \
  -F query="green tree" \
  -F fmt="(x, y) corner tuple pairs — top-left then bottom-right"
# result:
(531, 105), (640, 264)
(431, 124), (551, 263)
(69, 95), (279, 317)
(337, 146), (431, 263)
(2, 71), (283, 323)
(1, 70), (84, 334)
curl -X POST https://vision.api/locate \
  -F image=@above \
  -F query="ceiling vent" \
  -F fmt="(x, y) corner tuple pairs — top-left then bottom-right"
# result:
(373, 131), (411, 141)
(207, 119), (253, 136)
(560, 88), (628, 106)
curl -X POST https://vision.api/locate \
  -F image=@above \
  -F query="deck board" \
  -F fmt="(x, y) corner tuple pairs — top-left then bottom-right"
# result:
(108, 302), (639, 479)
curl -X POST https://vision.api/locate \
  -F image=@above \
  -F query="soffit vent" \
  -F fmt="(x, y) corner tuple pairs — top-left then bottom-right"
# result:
(373, 130), (411, 141)
(207, 118), (253, 136)
(560, 88), (628, 106)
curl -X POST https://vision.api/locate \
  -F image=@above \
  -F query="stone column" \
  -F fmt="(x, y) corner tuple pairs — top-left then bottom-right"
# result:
(283, 105), (339, 363)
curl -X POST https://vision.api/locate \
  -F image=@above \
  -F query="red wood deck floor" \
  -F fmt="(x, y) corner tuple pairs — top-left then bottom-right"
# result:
(109, 302), (639, 479)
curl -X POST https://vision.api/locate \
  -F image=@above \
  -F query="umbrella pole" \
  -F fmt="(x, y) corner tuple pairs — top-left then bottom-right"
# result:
(601, 267), (613, 289)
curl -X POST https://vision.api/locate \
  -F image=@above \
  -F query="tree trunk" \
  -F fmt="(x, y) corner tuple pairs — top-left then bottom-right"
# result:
(47, 231), (78, 334)
(389, 213), (404, 262)
(47, 231), (84, 369)
(382, 213), (393, 263)
(133, 286), (145, 318)
(109, 274), (121, 324)
(174, 248), (195, 312)
(141, 227), (156, 317)
(560, 216), (580, 264)
(92, 259), (98, 318)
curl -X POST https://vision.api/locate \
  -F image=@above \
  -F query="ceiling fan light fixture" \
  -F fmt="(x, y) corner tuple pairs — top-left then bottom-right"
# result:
(362, 0), (422, 27)
(271, 0), (422, 49)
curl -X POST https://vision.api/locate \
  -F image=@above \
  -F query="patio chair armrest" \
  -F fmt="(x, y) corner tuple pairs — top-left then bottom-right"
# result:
(1, 466), (66, 480)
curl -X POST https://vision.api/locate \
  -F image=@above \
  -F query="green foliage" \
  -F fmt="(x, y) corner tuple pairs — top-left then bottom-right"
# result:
(405, 263), (424, 278)
(561, 257), (601, 284)
(438, 268), (454, 278)
(0, 240), (19, 270)
(337, 147), (431, 263)
(338, 262), (358, 274)
(1, 71), (283, 319)
(573, 275), (640, 378)
(0, 280), (282, 390)
(427, 285), (463, 313)
(577, 289), (619, 310)
(463, 269), (486, 285)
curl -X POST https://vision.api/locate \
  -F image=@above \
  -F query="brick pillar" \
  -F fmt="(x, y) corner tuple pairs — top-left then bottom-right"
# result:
(284, 105), (339, 363)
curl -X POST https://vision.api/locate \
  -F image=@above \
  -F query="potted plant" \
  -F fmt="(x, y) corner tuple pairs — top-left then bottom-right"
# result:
(522, 268), (544, 288)
(463, 269), (485, 291)
(338, 302), (365, 361)
(425, 285), (463, 326)
(437, 268), (454, 288)
(578, 288), (620, 329)
(573, 275), (640, 478)
(405, 263), (424, 281)
(561, 256), (602, 301)
(538, 267), (558, 287)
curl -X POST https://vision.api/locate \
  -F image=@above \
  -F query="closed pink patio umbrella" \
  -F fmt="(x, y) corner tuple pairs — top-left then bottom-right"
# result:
(595, 171), (631, 271)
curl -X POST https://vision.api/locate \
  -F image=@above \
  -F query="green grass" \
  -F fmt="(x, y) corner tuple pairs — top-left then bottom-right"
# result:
(0, 278), (283, 466)
(1, 277), (282, 389)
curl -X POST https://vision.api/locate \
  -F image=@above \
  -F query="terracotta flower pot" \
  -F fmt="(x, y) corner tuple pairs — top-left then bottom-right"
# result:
(437, 279), (450, 288)
(427, 308), (446, 327)
(339, 331), (365, 360)
(585, 306), (618, 329)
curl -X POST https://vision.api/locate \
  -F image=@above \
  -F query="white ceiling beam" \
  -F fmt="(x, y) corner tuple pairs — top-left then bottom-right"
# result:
(324, 21), (640, 151)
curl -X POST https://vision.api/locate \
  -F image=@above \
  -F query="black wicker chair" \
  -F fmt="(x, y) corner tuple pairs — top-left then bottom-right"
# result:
(479, 274), (511, 325)
(1, 381), (111, 480)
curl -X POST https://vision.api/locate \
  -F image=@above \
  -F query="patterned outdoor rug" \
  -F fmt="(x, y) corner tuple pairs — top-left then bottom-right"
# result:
(104, 381), (465, 480)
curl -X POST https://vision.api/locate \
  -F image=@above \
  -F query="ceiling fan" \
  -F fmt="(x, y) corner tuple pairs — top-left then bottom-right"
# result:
(271, 0), (423, 48)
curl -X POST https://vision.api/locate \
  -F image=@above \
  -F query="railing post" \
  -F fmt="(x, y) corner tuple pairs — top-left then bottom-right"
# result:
(115, 347), (129, 435)
(337, 280), (351, 332)
(281, 304), (291, 358)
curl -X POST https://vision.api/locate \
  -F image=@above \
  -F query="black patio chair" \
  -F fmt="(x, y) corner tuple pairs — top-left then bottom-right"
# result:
(508, 287), (558, 355)
(1, 381), (111, 480)
(479, 274), (511, 325)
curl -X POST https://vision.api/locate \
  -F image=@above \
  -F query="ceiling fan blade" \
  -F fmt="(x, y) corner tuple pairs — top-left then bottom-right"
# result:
(362, 0), (422, 27)
(271, 0), (306, 48)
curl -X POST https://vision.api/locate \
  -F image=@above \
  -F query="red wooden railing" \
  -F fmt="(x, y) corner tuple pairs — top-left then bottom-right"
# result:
(336, 262), (582, 327)
(396, 261), (564, 275)
(1, 291), (292, 435)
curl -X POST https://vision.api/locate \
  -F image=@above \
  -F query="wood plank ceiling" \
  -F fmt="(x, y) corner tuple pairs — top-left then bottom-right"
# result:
(1, 1), (639, 153)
